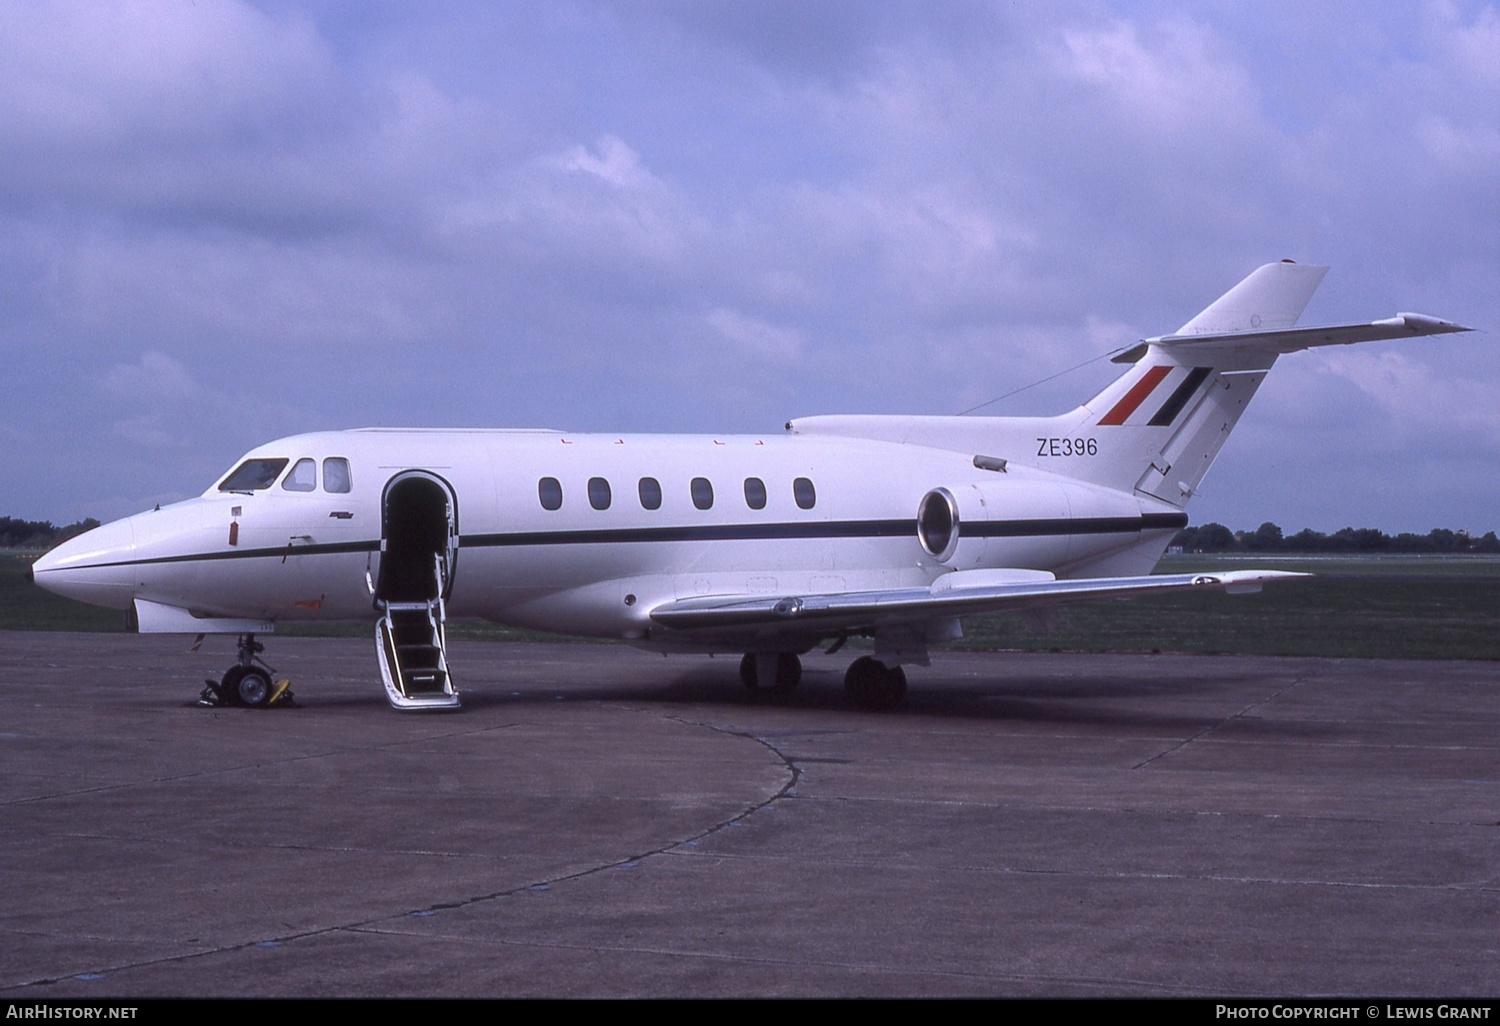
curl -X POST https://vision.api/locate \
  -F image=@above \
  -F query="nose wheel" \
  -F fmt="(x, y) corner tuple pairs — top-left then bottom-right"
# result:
(221, 665), (274, 707)
(198, 633), (293, 709)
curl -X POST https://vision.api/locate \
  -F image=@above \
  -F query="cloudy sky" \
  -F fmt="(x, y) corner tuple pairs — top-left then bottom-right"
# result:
(2, 1), (1495, 533)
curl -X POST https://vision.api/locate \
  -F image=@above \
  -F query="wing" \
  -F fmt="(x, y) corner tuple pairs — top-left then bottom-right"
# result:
(648, 567), (1306, 633)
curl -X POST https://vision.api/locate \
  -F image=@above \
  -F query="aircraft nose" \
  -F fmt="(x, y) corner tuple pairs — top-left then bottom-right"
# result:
(31, 516), (139, 610)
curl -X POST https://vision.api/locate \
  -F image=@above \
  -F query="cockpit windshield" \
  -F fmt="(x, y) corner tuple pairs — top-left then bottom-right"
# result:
(218, 458), (289, 492)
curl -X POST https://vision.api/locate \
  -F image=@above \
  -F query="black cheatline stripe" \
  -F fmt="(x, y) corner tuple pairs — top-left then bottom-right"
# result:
(1147, 367), (1213, 427)
(461, 521), (916, 547)
(971, 513), (1186, 538)
(462, 513), (1187, 548)
(1141, 512), (1190, 530)
(42, 539), (381, 572)
(46, 512), (1189, 573)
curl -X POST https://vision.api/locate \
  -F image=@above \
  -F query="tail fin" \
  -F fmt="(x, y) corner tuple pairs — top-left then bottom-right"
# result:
(789, 261), (1470, 507)
(1083, 261), (1329, 429)
(1174, 260), (1327, 335)
(1076, 261), (1468, 505)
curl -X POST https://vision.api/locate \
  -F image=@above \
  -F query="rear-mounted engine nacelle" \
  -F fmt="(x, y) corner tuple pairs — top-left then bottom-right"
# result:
(917, 488), (959, 563)
(916, 486), (990, 568)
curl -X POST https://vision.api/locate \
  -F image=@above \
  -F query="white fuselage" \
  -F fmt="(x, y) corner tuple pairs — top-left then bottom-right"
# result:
(34, 426), (1182, 651)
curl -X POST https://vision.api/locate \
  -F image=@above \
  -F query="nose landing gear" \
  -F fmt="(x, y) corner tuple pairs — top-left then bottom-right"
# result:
(220, 664), (275, 708)
(198, 633), (294, 709)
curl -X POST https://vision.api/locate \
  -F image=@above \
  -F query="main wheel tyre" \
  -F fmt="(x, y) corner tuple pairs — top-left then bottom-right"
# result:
(738, 653), (758, 692)
(227, 666), (273, 708)
(844, 656), (907, 711)
(739, 653), (802, 698)
(774, 653), (801, 695)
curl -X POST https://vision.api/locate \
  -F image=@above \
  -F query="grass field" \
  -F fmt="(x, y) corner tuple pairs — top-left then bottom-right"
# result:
(6, 549), (1499, 660)
(1, 552), (129, 633)
(949, 552), (1500, 660)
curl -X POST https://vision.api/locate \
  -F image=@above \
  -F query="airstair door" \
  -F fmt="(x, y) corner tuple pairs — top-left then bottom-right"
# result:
(373, 473), (460, 710)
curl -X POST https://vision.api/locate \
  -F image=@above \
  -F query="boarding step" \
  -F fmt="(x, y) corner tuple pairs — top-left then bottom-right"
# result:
(375, 600), (460, 710)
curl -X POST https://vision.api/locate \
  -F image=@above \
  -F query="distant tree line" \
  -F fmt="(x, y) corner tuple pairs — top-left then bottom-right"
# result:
(1174, 522), (1500, 554)
(1, 517), (101, 550)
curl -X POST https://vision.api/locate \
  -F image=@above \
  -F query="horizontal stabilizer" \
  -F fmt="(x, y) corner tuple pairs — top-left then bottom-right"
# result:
(649, 569), (1308, 632)
(1113, 313), (1472, 364)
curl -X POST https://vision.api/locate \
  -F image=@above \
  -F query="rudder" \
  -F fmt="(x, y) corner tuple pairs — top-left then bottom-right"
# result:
(1073, 262), (1330, 505)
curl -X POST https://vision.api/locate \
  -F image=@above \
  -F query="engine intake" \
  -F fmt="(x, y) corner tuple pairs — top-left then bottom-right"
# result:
(917, 488), (959, 563)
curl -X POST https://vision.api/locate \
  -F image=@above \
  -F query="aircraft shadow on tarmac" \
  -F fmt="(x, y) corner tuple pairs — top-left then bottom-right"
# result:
(434, 653), (1282, 737)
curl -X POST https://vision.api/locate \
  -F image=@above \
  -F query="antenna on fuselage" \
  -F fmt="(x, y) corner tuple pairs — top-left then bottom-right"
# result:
(956, 344), (1133, 416)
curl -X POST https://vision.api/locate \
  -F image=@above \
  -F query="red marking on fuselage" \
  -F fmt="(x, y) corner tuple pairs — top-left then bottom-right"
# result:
(1098, 365), (1172, 425)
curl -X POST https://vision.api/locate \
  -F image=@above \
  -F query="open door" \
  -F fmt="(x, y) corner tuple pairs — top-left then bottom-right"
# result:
(373, 472), (461, 710)
(376, 473), (457, 602)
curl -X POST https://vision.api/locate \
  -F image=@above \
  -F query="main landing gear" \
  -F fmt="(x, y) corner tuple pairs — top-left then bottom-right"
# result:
(739, 652), (801, 699)
(843, 656), (907, 711)
(736, 651), (909, 711)
(199, 633), (292, 709)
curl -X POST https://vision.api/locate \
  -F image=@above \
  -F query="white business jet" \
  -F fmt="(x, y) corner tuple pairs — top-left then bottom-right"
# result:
(32, 262), (1470, 711)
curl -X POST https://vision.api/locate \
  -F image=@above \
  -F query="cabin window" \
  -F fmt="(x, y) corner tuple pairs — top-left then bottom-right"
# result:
(282, 458), (316, 492)
(743, 477), (767, 510)
(691, 477), (714, 510)
(588, 477), (612, 510)
(538, 477), (563, 510)
(323, 458), (352, 494)
(219, 458), (289, 492)
(638, 477), (662, 510)
(794, 477), (816, 509)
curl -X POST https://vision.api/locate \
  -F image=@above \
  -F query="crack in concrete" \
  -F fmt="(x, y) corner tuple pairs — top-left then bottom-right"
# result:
(1132, 669), (1322, 770)
(6, 704), (795, 993)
